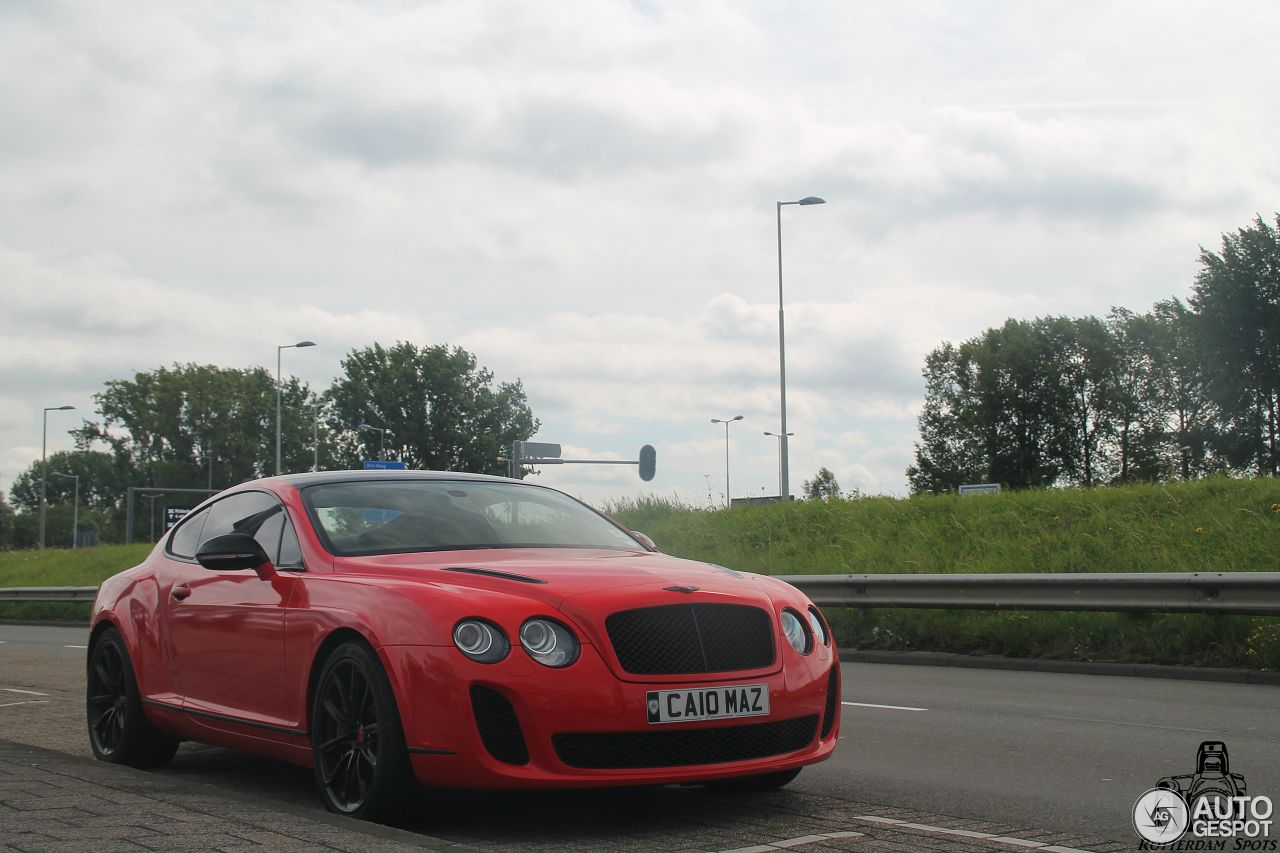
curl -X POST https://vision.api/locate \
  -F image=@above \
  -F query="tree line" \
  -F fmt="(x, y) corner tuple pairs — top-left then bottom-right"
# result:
(908, 214), (1280, 493)
(3, 342), (537, 548)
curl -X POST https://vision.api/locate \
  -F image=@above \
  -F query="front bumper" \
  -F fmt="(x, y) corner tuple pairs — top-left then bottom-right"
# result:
(382, 642), (841, 789)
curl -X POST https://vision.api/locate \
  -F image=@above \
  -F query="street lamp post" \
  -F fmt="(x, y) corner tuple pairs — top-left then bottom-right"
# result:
(710, 415), (743, 507)
(276, 341), (317, 476)
(39, 404), (75, 550)
(50, 471), (79, 549)
(359, 423), (393, 461)
(197, 455), (214, 491)
(763, 431), (794, 500)
(311, 402), (325, 472)
(776, 195), (825, 503)
(141, 494), (161, 542)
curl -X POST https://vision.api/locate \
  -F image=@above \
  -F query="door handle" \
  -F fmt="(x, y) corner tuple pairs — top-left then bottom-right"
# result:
(171, 584), (191, 601)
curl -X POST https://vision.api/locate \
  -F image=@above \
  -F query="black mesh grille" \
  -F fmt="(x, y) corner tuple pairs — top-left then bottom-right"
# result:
(470, 685), (529, 765)
(605, 604), (775, 674)
(821, 664), (840, 740)
(552, 715), (818, 770)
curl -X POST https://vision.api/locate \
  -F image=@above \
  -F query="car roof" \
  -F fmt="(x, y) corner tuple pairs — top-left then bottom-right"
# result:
(254, 469), (529, 489)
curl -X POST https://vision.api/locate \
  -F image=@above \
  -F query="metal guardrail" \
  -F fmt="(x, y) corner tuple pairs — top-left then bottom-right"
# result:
(4, 573), (1280, 615)
(0, 586), (99, 602)
(780, 572), (1280, 617)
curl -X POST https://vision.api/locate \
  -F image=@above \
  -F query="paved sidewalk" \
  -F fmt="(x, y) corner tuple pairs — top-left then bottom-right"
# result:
(0, 739), (464, 852)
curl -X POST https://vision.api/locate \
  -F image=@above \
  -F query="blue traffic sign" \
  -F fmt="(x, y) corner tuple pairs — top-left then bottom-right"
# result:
(363, 460), (408, 470)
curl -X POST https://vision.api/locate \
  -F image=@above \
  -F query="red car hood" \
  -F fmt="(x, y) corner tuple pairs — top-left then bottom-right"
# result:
(333, 548), (781, 609)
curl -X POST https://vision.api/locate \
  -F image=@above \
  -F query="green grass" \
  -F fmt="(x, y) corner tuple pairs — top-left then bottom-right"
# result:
(0, 543), (151, 622)
(4, 480), (1278, 667)
(610, 477), (1280, 574)
(609, 478), (1280, 669)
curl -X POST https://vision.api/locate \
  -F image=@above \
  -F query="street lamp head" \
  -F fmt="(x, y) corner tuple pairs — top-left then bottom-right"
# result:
(46, 405), (75, 412)
(295, 340), (317, 348)
(798, 196), (825, 205)
(732, 414), (744, 421)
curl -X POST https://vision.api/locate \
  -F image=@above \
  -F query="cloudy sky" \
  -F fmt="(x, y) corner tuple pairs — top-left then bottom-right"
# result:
(2, 1), (1278, 508)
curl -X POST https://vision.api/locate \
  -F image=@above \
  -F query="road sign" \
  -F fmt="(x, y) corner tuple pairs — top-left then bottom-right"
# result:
(363, 460), (408, 470)
(959, 483), (1001, 495)
(517, 441), (562, 458)
(164, 507), (192, 531)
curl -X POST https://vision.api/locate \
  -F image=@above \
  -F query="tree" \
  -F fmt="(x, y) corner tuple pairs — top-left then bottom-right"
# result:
(1190, 214), (1280, 476)
(323, 342), (538, 475)
(803, 467), (841, 500)
(908, 342), (987, 493)
(8, 450), (131, 513)
(1147, 299), (1215, 479)
(0, 493), (14, 549)
(910, 319), (1078, 493)
(78, 363), (318, 489)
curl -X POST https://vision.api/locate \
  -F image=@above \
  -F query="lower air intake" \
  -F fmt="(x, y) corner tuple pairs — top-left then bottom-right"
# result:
(470, 685), (529, 766)
(552, 715), (818, 770)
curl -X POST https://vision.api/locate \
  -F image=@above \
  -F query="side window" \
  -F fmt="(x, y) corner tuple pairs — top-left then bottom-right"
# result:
(201, 491), (286, 565)
(168, 507), (210, 560)
(278, 517), (303, 568)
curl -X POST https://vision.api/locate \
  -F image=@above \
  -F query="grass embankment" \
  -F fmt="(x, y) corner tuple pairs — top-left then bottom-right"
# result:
(3, 481), (1276, 668)
(610, 478), (1280, 669)
(0, 543), (151, 622)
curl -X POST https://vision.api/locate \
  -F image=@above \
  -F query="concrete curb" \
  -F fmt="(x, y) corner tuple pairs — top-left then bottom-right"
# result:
(840, 648), (1280, 685)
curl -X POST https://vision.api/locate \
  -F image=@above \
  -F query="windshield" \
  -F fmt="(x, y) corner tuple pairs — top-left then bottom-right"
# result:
(302, 479), (643, 556)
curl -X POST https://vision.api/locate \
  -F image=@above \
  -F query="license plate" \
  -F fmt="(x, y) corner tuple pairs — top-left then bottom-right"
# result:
(646, 683), (770, 724)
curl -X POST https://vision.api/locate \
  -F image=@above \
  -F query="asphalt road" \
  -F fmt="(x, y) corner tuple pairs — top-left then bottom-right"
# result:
(3, 622), (1277, 850)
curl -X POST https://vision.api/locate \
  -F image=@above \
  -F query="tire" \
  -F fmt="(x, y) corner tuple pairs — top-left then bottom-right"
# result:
(706, 767), (802, 792)
(311, 641), (417, 823)
(86, 627), (179, 769)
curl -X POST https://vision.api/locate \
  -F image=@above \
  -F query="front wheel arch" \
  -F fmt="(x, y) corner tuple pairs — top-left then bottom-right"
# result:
(309, 639), (417, 821)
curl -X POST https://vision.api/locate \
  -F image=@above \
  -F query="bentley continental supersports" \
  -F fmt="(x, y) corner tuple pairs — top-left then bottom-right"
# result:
(87, 471), (840, 820)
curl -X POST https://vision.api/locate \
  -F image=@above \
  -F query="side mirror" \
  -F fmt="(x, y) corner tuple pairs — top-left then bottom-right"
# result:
(630, 531), (658, 552)
(196, 533), (276, 580)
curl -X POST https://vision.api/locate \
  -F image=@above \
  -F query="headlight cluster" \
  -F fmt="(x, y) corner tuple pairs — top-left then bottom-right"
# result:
(781, 608), (812, 654)
(452, 619), (508, 664)
(452, 616), (580, 668)
(519, 618), (579, 668)
(807, 606), (830, 647)
(781, 606), (831, 655)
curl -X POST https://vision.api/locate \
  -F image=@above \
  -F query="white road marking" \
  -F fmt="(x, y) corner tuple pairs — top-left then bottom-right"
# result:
(850, 816), (1096, 852)
(719, 831), (864, 852)
(842, 701), (928, 712)
(64, 644), (88, 649)
(1044, 713), (1222, 736)
(0, 700), (50, 708)
(1, 688), (48, 696)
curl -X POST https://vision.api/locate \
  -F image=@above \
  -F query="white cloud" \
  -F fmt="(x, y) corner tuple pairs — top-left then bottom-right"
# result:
(1, 0), (1279, 507)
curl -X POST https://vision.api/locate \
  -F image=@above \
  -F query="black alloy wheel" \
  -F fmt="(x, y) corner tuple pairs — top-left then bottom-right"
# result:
(311, 642), (415, 822)
(85, 627), (178, 768)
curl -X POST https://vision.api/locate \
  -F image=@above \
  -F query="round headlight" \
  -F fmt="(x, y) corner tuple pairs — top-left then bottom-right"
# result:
(453, 619), (509, 664)
(781, 608), (812, 655)
(807, 607), (829, 647)
(519, 618), (579, 668)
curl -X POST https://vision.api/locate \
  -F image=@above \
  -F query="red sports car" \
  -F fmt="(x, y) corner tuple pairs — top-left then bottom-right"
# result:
(87, 471), (840, 821)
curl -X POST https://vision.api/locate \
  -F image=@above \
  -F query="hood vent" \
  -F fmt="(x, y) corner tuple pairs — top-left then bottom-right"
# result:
(444, 566), (548, 584)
